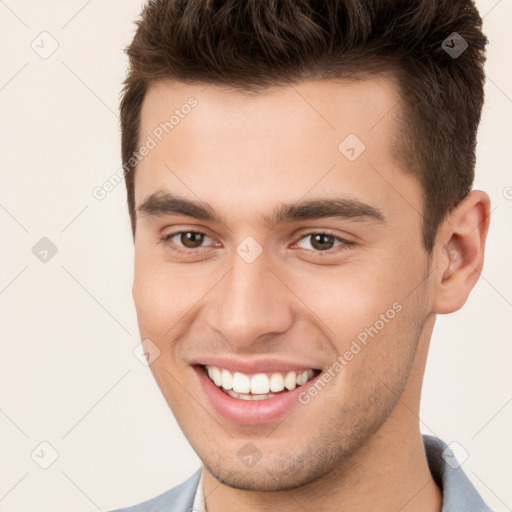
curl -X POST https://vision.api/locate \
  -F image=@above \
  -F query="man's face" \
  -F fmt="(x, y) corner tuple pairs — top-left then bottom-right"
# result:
(132, 78), (434, 490)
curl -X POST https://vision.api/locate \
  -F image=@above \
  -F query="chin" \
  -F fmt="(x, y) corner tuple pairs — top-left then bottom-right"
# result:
(199, 444), (345, 493)
(205, 463), (318, 492)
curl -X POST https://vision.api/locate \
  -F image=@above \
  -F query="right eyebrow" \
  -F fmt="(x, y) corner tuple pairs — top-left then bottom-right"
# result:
(137, 191), (223, 223)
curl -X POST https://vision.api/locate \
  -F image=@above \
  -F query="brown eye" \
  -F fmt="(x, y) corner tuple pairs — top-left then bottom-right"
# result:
(180, 231), (205, 248)
(310, 234), (335, 250)
(164, 231), (214, 250)
(296, 233), (346, 252)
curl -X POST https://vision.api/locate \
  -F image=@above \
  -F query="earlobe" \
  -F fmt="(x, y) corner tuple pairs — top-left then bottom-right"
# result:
(432, 190), (491, 314)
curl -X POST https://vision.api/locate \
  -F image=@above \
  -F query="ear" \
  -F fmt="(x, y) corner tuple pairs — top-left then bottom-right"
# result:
(431, 190), (491, 314)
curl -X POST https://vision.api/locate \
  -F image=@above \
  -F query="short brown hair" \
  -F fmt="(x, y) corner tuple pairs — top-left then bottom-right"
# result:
(120, 0), (487, 251)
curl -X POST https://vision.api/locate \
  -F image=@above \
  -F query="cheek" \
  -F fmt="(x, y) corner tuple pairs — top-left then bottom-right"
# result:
(284, 255), (424, 367)
(132, 246), (224, 348)
(285, 263), (402, 337)
(132, 247), (192, 340)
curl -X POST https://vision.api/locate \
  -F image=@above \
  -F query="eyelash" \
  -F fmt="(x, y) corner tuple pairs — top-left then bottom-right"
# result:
(161, 230), (353, 256)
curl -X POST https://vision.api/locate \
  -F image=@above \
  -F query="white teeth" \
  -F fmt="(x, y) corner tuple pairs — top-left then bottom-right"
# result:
(232, 372), (251, 394)
(269, 373), (285, 392)
(205, 365), (317, 398)
(226, 389), (278, 400)
(251, 373), (270, 394)
(208, 366), (222, 387)
(211, 366), (222, 386)
(221, 369), (233, 390)
(284, 371), (297, 390)
(296, 370), (308, 386)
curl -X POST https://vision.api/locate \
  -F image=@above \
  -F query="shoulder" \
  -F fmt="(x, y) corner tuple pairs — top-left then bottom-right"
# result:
(423, 435), (494, 512)
(108, 468), (201, 512)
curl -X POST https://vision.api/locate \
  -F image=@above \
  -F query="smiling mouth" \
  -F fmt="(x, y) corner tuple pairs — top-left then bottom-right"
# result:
(201, 365), (321, 401)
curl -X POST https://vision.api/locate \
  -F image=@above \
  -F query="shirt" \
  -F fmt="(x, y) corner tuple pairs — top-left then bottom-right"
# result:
(191, 435), (492, 511)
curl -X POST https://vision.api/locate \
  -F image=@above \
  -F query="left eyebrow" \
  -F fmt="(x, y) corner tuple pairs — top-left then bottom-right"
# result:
(264, 197), (386, 226)
(137, 191), (386, 227)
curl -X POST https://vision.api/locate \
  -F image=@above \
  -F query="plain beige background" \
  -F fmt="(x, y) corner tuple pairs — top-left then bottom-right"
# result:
(0, 1), (511, 511)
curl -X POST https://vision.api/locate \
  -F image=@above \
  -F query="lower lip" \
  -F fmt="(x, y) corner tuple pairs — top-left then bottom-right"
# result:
(194, 366), (319, 426)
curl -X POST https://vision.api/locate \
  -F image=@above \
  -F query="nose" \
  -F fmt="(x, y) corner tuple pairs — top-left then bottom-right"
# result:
(204, 253), (294, 349)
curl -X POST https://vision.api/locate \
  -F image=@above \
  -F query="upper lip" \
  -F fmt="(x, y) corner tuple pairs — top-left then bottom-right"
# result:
(192, 356), (321, 374)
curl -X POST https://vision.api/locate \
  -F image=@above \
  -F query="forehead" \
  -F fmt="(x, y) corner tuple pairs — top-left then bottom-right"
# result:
(139, 76), (401, 151)
(134, 76), (421, 227)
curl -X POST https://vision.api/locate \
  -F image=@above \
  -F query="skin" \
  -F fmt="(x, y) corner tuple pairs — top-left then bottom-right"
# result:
(131, 77), (490, 512)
